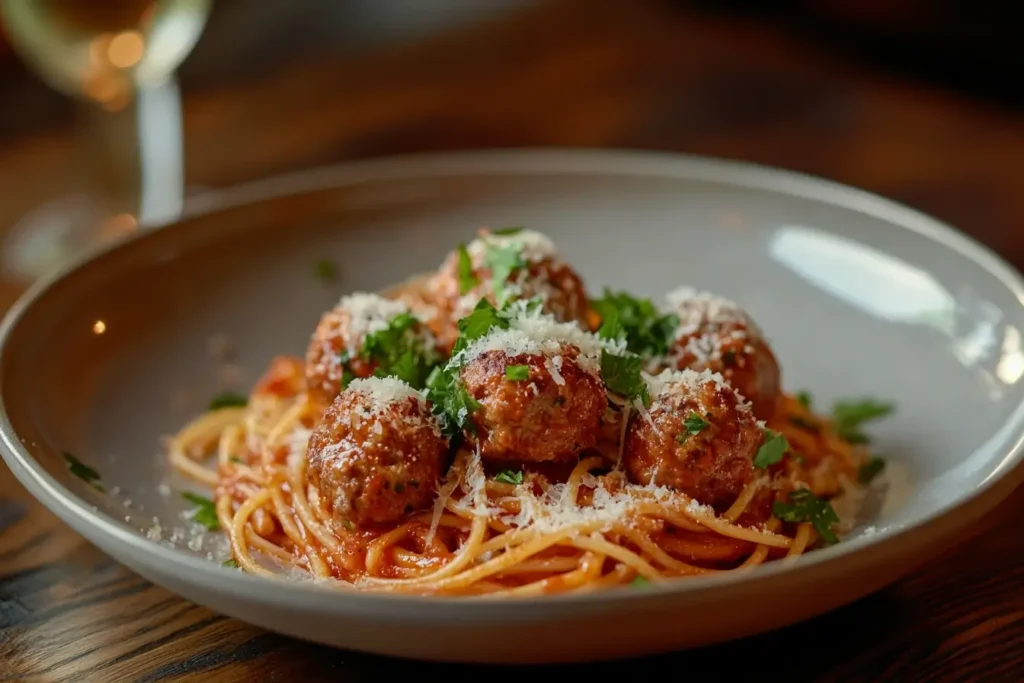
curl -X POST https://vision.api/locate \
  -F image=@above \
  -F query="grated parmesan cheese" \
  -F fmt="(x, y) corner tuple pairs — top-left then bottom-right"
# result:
(665, 286), (761, 340)
(466, 228), (558, 265)
(334, 293), (411, 344)
(450, 308), (624, 374)
(346, 376), (426, 410)
(644, 367), (734, 400)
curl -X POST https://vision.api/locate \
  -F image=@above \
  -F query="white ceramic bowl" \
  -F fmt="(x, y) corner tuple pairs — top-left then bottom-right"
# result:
(2, 150), (1023, 664)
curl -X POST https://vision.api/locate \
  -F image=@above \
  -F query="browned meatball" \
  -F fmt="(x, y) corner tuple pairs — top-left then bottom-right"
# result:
(623, 368), (766, 512)
(460, 344), (606, 463)
(427, 229), (589, 352)
(305, 293), (437, 405)
(662, 287), (781, 420)
(306, 377), (447, 527)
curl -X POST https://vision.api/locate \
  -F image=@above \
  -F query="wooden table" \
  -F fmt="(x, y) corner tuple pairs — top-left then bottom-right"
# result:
(2, 1), (1023, 680)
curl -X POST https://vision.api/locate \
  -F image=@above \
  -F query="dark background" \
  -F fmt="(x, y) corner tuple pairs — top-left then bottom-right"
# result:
(0, 0), (1021, 144)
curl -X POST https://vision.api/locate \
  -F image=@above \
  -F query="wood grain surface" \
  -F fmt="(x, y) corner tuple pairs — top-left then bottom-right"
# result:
(1, 1), (1023, 680)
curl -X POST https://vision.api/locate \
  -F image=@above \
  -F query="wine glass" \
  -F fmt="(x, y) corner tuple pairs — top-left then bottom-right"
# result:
(0, 0), (211, 282)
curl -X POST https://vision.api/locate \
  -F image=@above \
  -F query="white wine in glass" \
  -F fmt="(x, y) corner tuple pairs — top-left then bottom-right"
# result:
(0, 0), (211, 281)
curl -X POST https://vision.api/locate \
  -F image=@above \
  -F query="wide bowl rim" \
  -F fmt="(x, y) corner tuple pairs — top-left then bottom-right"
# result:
(2, 147), (1023, 616)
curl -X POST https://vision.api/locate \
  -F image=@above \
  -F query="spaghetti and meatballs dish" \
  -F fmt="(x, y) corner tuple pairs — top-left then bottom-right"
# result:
(168, 227), (893, 596)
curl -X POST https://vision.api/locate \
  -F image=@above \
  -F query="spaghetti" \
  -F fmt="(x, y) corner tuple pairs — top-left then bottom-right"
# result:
(167, 228), (888, 597)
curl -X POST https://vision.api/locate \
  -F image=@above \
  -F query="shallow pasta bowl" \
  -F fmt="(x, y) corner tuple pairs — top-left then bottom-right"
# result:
(2, 149), (1024, 664)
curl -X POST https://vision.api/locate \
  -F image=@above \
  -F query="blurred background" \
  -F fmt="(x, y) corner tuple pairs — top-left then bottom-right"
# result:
(0, 0), (1020, 287)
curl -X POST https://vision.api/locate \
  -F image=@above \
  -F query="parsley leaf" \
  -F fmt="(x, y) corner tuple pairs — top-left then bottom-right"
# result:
(342, 519), (355, 532)
(425, 366), (481, 439)
(360, 312), (438, 389)
(64, 452), (103, 491)
(491, 226), (524, 236)
(452, 298), (510, 356)
(483, 242), (526, 305)
(630, 575), (650, 587)
(505, 364), (529, 381)
(600, 350), (649, 405)
(789, 416), (819, 432)
(796, 391), (813, 410)
(222, 558), (239, 568)
(753, 428), (788, 468)
(591, 290), (679, 357)
(209, 393), (247, 411)
(494, 469), (524, 485)
(858, 456), (886, 484)
(313, 259), (338, 281)
(773, 489), (839, 544)
(833, 398), (894, 444)
(456, 244), (478, 295)
(677, 413), (710, 443)
(182, 492), (220, 531)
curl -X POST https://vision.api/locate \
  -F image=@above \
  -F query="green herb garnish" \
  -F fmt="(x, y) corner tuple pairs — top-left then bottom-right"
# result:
(753, 429), (788, 469)
(600, 350), (650, 405)
(630, 575), (650, 587)
(222, 559), (239, 568)
(360, 312), (438, 389)
(789, 416), (819, 432)
(456, 243), (478, 295)
(228, 456), (244, 464)
(494, 470), (524, 485)
(64, 452), (103, 491)
(425, 366), (481, 439)
(209, 393), (247, 411)
(773, 489), (839, 544)
(452, 298), (511, 356)
(182, 492), (219, 531)
(483, 241), (526, 305)
(342, 519), (355, 532)
(491, 226), (524, 236)
(313, 259), (338, 281)
(591, 290), (679, 358)
(858, 456), (886, 484)
(833, 398), (894, 444)
(796, 391), (812, 410)
(677, 413), (710, 443)
(505, 365), (529, 381)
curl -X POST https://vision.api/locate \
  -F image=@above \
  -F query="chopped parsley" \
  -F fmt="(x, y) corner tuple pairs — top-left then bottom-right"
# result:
(789, 415), (819, 432)
(677, 412), (710, 443)
(228, 456), (244, 464)
(833, 398), (894, 444)
(342, 519), (355, 532)
(591, 290), (679, 358)
(313, 259), (338, 281)
(753, 429), (788, 469)
(773, 489), (839, 544)
(425, 366), (481, 439)
(505, 364), (530, 381)
(456, 244), (478, 295)
(358, 312), (438, 389)
(64, 452), (103, 491)
(208, 393), (247, 411)
(858, 456), (886, 484)
(452, 298), (510, 355)
(600, 350), (650, 405)
(494, 470), (524, 485)
(796, 391), (813, 410)
(182, 492), (219, 531)
(491, 226), (524, 236)
(630, 575), (650, 587)
(222, 558), (238, 568)
(483, 241), (526, 305)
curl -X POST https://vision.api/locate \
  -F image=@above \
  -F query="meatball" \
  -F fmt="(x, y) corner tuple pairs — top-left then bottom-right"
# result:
(306, 377), (447, 527)
(623, 368), (766, 512)
(662, 287), (781, 420)
(427, 229), (589, 351)
(305, 292), (437, 405)
(460, 344), (606, 463)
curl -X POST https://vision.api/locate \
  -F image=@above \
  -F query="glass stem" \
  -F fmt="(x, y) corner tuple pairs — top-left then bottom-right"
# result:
(76, 74), (185, 231)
